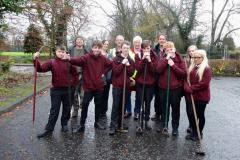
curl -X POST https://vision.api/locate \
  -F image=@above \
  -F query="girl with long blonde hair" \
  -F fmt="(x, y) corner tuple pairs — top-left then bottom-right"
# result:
(184, 49), (212, 141)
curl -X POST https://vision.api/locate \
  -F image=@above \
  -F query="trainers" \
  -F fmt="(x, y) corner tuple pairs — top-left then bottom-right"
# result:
(134, 113), (139, 120)
(124, 112), (132, 118)
(109, 128), (115, 136)
(172, 129), (179, 136)
(72, 110), (78, 118)
(94, 122), (106, 130)
(145, 121), (152, 131)
(37, 130), (52, 138)
(61, 125), (69, 132)
(186, 127), (192, 134)
(74, 125), (85, 133)
(151, 114), (160, 121)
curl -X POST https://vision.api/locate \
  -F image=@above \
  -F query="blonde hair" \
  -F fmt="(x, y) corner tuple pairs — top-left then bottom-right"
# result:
(189, 49), (209, 82)
(163, 41), (176, 52)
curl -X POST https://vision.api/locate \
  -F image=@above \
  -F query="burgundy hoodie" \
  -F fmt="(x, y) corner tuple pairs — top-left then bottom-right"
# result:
(156, 52), (187, 89)
(185, 67), (212, 103)
(69, 51), (112, 92)
(135, 50), (158, 86)
(34, 58), (79, 88)
(112, 54), (135, 89)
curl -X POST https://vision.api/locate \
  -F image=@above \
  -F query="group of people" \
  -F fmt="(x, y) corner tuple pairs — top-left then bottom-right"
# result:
(33, 34), (211, 142)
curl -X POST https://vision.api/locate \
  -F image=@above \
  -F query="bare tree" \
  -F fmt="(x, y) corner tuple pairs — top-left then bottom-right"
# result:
(211, 0), (240, 46)
(147, 0), (201, 52)
(24, 0), (90, 55)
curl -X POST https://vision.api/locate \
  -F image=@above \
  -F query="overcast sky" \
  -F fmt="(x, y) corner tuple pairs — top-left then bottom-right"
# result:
(87, 0), (240, 46)
(4, 0), (240, 47)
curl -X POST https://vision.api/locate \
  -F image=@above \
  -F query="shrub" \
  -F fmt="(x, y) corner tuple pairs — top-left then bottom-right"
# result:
(210, 59), (240, 76)
(0, 59), (13, 72)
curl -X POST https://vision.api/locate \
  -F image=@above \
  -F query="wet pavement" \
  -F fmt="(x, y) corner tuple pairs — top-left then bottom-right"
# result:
(0, 77), (240, 160)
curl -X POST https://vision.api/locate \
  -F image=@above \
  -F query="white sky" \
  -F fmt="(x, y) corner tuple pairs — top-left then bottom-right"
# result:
(87, 0), (240, 46)
(4, 0), (240, 47)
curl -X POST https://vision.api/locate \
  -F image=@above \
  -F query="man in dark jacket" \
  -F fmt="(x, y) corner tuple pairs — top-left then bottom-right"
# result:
(152, 34), (166, 122)
(68, 36), (88, 118)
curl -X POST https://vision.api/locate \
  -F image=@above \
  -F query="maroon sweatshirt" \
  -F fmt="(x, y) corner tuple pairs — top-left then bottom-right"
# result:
(156, 52), (187, 89)
(185, 67), (212, 103)
(135, 50), (158, 86)
(34, 58), (79, 88)
(112, 54), (135, 89)
(69, 51), (112, 92)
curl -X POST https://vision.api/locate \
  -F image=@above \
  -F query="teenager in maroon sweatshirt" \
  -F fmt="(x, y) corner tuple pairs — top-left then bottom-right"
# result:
(109, 41), (135, 135)
(64, 41), (112, 132)
(34, 46), (78, 138)
(135, 40), (158, 130)
(184, 49), (212, 141)
(156, 41), (187, 136)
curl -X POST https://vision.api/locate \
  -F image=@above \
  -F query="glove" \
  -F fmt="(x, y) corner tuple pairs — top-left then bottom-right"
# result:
(122, 58), (128, 65)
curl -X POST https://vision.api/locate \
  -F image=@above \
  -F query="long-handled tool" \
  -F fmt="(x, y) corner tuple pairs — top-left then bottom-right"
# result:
(162, 64), (170, 136)
(185, 60), (205, 156)
(32, 46), (44, 126)
(136, 62), (147, 134)
(120, 65), (128, 133)
(190, 94), (205, 156)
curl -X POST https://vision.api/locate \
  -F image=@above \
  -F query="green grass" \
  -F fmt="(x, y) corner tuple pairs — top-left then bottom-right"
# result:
(0, 73), (51, 107)
(0, 52), (50, 64)
(0, 52), (49, 57)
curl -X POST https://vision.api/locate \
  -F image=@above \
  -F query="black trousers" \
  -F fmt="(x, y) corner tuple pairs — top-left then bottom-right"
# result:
(101, 82), (111, 115)
(136, 84), (154, 121)
(80, 91), (103, 125)
(159, 87), (182, 129)
(186, 100), (207, 135)
(45, 87), (74, 131)
(154, 85), (162, 117)
(185, 96), (192, 128)
(110, 88), (129, 129)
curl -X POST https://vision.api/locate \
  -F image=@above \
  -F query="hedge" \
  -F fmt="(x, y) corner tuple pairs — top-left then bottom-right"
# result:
(210, 59), (240, 76)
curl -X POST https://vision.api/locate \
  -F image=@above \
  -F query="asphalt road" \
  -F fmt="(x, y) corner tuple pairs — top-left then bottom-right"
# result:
(0, 77), (240, 160)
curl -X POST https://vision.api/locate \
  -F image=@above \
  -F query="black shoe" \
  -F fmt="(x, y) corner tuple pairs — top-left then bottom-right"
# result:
(134, 113), (139, 120)
(145, 121), (152, 131)
(94, 122), (106, 130)
(109, 128), (115, 136)
(74, 125), (85, 133)
(186, 127), (192, 134)
(101, 113), (107, 119)
(61, 125), (69, 132)
(185, 134), (192, 140)
(124, 112), (132, 118)
(151, 114), (160, 121)
(172, 129), (179, 136)
(37, 130), (52, 138)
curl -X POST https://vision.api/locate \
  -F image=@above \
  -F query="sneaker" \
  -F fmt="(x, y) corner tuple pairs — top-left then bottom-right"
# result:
(145, 121), (152, 131)
(134, 113), (139, 120)
(109, 128), (115, 136)
(124, 112), (132, 118)
(71, 110), (78, 118)
(151, 114), (160, 121)
(74, 125), (85, 133)
(94, 122), (106, 130)
(172, 129), (179, 136)
(37, 130), (53, 138)
(61, 125), (69, 132)
(186, 127), (192, 134)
